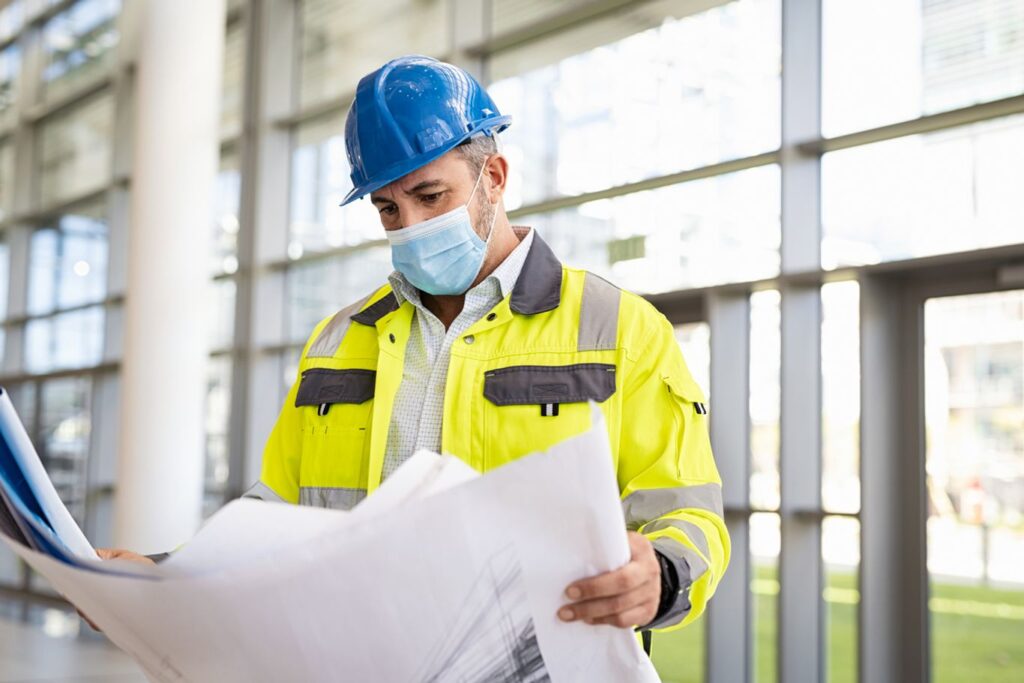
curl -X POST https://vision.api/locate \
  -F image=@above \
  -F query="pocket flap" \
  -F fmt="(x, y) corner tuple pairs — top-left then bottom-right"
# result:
(483, 363), (616, 406)
(663, 367), (707, 404)
(295, 368), (376, 407)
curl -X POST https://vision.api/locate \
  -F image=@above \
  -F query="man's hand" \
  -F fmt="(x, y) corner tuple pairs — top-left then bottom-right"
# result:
(95, 548), (156, 565)
(558, 531), (661, 628)
(77, 548), (156, 630)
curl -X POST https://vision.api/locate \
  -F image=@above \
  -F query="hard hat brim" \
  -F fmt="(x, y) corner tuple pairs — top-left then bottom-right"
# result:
(339, 116), (511, 207)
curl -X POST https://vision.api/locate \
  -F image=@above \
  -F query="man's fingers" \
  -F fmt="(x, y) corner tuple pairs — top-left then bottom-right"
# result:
(588, 604), (656, 629)
(559, 581), (652, 621)
(565, 561), (650, 601)
(95, 548), (156, 565)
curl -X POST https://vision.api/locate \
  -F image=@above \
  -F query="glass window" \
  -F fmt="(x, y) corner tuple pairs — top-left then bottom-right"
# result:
(27, 203), (108, 315)
(279, 347), (302, 401)
(37, 93), (115, 207)
(289, 115), (384, 255)
(221, 19), (245, 140)
(38, 377), (92, 526)
(822, 281), (860, 514)
(751, 511), (780, 683)
(24, 306), (105, 374)
(823, 0), (1024, 137)
(0, 236), (8, 359)
(489, 0), (780, 209)
(285, 246), (392, 344)
(750, 289), (780, 511)
(676, 322), (711, 399)
(0, 43), (20, 129)
(521, 165), (780, 295)
(0, 1), (26, 44)
(0, 140), (14, 222)
(212, 148), (241, 275)
(204, 356), (232, 517)
(925, 290), (1024, 681)
(822, 114), (1024, 269)
(297, 0), (447, 110)
(40, 0), (121, 102)
(823, 516), (859, 683)
(209, 278), (236, 351)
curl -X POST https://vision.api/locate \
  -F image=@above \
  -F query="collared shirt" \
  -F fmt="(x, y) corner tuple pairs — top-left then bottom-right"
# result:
(382, 227), (536, 480)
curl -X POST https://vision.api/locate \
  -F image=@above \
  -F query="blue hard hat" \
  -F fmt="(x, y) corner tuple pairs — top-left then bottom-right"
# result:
(340, 55), (512, 206)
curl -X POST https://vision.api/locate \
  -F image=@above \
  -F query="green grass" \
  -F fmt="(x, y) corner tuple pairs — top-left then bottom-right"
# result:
(650, 566), (1024, 683)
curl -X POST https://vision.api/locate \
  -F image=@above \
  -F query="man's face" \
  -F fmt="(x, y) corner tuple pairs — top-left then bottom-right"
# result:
(369, 150), (493, 237)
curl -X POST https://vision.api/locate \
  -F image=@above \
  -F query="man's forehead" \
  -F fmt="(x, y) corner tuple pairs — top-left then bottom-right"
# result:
(370, 153), (468, 201)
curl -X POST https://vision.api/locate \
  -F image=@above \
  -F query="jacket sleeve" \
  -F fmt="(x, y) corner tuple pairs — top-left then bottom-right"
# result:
(617, 312), (731, 632)
(241, 315), (335, 505)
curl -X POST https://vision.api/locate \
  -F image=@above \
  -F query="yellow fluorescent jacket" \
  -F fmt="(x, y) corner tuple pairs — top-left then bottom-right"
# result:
(246, 233), (730, 631)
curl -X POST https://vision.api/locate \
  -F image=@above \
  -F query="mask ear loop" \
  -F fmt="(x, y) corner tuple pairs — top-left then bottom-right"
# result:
(467, 145), (501, 284)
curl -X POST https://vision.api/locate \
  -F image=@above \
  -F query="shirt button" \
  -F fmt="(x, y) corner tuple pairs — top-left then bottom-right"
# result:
(464, 335), (475, 345)
(486, 313), (497, 321)
(389, 333), (396, 343)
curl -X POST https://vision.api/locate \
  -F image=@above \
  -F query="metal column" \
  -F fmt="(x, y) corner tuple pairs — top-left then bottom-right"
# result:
(859, 273), (928, 683)
(706, 291), (753, 683)
(779, 0), (825, 681)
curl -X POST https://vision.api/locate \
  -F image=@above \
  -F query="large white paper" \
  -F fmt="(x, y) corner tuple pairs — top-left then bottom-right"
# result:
(2, 406), (660, 682)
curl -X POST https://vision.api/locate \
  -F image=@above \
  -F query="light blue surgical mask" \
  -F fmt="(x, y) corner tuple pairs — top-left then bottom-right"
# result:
(385, 165), (497, 296)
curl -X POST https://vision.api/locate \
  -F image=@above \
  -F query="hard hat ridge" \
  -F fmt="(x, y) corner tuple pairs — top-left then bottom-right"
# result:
(341, 55), (511, 205)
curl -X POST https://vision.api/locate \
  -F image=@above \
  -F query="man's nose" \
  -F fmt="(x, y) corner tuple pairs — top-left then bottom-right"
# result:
(398, 206), (435, 228)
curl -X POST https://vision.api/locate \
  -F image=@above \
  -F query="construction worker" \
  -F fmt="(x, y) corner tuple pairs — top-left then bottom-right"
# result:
(97, 55), (728, 635)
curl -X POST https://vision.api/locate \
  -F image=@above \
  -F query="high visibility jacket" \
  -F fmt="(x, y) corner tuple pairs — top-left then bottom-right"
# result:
(246, 233), (730, 631)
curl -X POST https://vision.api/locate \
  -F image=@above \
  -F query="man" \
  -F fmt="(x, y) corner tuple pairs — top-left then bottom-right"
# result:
(98, 55), (728, 635)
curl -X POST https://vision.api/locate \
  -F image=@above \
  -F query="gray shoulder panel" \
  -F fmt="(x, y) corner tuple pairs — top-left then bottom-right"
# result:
(306, 293), (374, 359)
(577, 272), (621, 352)
(351, 291), (400, 326)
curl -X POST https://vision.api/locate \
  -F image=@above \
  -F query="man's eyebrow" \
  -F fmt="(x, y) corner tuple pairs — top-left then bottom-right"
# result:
(405, 180), (446, 194)
(371, 180), (447, 205)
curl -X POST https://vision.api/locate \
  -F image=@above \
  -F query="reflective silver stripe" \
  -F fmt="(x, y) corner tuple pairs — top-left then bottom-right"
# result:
(653, 536), (709, 582)
(642, 518), (711, 563)
(306, 293), (374, 359)
(241, 481), (287, 503)
(577, 272), (620, 352)
(646, 536), (709, 630)
(299, 486), (367, 510)
(622, 483), (724, 529)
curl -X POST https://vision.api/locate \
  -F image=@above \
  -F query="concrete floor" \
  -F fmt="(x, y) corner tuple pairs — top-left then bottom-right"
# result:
(0, 611), (146, 683)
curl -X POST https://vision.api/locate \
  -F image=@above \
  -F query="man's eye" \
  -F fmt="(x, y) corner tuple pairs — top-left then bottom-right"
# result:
(379, 205), (397, 216)
(421, 192), (444, 203)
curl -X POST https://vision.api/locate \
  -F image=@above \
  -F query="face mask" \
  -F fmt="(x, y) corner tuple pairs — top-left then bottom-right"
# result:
(385, 164), (497, 296)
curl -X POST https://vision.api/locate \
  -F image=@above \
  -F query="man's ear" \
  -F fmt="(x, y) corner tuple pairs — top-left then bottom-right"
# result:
(484, 153), (509, 202)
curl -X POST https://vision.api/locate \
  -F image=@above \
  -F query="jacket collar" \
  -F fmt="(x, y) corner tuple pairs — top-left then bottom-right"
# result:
(509, 229), (562, 315)
(351, 227), (563, 327)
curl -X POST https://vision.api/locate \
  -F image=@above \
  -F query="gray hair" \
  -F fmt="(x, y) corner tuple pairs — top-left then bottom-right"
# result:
(454, 134), (498, 177)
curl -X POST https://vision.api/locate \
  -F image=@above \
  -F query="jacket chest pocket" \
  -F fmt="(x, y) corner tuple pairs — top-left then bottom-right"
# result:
(482, 363), (616, 468)
(294, 368), (375, 503)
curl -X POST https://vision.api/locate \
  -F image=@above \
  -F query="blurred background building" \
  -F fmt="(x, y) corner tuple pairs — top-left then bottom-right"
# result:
(0, 0), (1022, 681)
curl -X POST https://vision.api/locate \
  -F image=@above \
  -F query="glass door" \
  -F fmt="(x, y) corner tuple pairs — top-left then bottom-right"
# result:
(923, 289), (1024, 682)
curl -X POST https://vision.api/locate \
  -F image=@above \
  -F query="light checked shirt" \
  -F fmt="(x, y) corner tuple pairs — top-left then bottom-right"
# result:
(381, 227), (535, 480)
